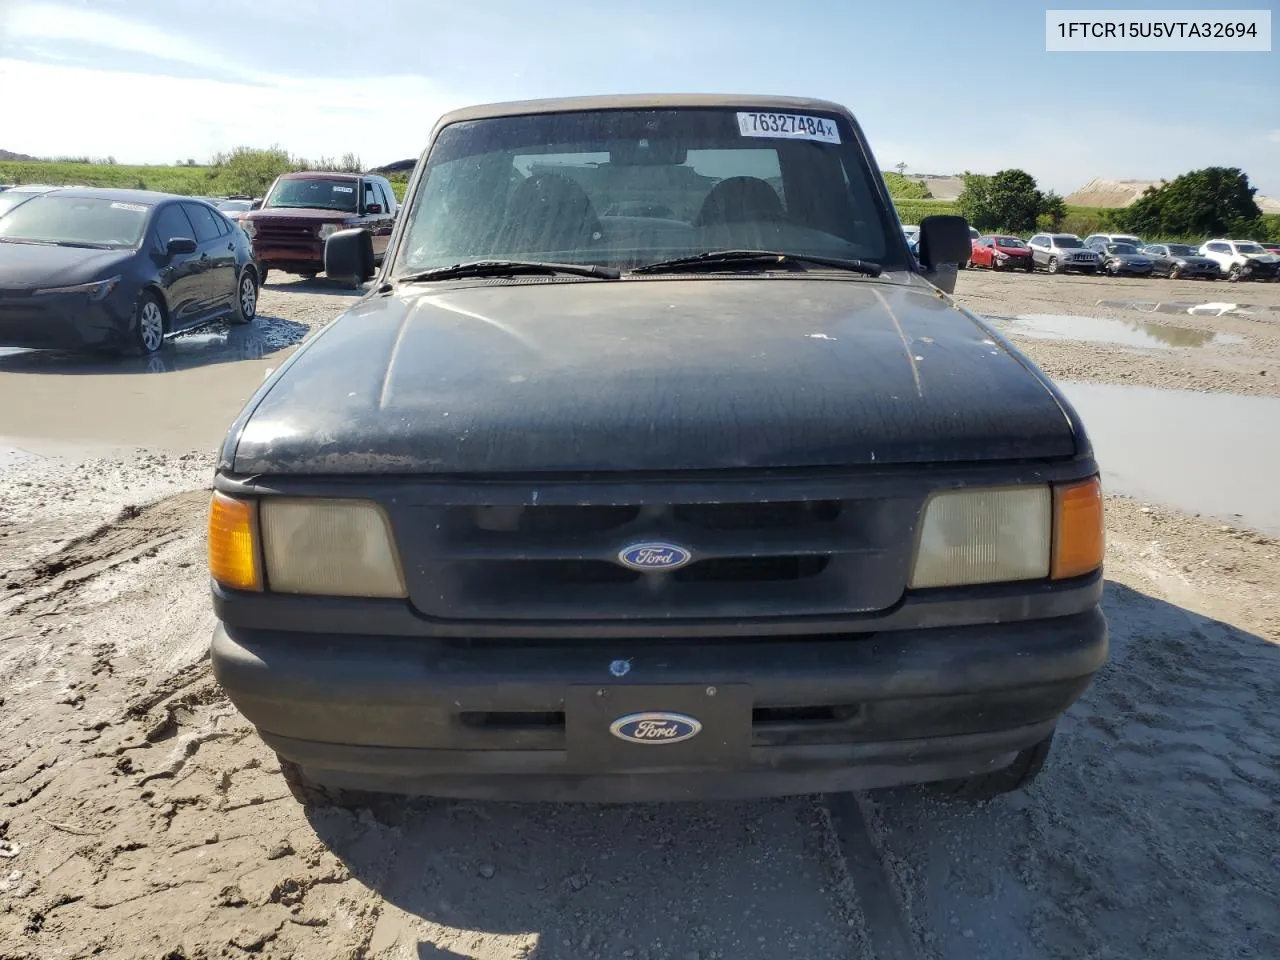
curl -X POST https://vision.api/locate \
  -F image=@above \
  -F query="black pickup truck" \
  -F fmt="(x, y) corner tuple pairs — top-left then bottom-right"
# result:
(209, 94), (1107, 807)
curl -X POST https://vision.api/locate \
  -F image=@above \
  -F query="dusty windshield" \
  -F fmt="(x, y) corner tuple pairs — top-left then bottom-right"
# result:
(394, 107), (902, 274)
(265, 178), (359, 212)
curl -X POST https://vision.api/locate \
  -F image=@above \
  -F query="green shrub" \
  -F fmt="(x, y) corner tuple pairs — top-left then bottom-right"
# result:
(881, 172), (930, 200)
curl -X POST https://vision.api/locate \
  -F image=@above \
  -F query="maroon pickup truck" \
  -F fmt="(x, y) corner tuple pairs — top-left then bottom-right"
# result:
(240, 172), (397, 286)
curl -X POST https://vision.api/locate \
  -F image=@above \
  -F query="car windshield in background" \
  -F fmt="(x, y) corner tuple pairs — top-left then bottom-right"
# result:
(1109, 243), (1139, 254)
(994, 236), (1026, 248)
(265, 178), (359, 211)
(1168, 244), (1198, 256)
(394, 107), (901, 275)
(0, 195), (149, 248)
(1054, 236), (1083, 248)
(1236, 242), (1265, 254)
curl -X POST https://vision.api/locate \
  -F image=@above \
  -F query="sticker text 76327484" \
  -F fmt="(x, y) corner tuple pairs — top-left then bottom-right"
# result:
(736, 112), (841, 144)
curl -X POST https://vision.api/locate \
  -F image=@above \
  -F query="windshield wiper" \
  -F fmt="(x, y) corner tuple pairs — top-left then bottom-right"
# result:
(631, 250), (882, 277)
(395, 259), (621, 283)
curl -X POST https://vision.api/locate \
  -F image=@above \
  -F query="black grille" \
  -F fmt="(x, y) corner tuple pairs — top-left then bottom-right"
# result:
(393, 491), (918, 623)
(253, 220), (320, 246)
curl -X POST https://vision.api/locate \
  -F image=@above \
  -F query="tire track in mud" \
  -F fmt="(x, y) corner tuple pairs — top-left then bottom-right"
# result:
(2, 490), (209, 616)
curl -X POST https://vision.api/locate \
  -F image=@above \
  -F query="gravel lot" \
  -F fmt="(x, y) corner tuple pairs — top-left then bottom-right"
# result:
(0, 272), (1277, 960)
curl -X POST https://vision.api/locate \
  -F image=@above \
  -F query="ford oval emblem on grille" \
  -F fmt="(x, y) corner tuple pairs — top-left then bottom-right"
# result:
(610, 712), (702, 745)
(617, 541), (692, 571)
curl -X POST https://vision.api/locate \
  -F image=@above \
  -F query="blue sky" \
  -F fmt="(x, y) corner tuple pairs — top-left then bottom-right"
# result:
(1, 0), (1276, 196)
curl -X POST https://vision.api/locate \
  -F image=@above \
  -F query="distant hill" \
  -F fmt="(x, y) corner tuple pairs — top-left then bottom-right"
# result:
(1066, 178), (1169, 208)
(905, 174), (964, 201)
(371, 158), (416, 175)
(0, 149), (39, 162)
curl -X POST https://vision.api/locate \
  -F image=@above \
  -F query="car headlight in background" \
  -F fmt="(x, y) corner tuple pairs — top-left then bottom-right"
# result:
(240, 220), (257, 239)
(33, 275), (121, 301)
(318, 223), (342, 240)
(909, 478), (1103, 588)
(208, 494), (406, 598)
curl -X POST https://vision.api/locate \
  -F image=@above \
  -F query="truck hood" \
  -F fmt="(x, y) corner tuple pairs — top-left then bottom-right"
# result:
(228, 278), (1080, 475)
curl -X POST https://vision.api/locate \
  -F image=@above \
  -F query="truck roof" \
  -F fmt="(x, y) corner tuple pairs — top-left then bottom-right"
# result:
(436, 93), (851, 126)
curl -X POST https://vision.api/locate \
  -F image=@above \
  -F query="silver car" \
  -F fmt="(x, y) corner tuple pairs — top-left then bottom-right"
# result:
(1027, 233), (1101, 274)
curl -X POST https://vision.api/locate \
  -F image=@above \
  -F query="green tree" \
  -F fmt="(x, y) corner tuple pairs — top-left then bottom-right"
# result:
(1036, 190), (1067, 231)
(882, 171), (930, 200)
(957, 172), (993, 228)
(985, 169), (1043, 232)
(1120, 167), (1262, 239)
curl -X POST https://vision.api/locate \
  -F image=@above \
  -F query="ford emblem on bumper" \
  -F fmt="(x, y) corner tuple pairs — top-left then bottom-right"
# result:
(610, 712), (702, 744)
(617, 541), (692, 571)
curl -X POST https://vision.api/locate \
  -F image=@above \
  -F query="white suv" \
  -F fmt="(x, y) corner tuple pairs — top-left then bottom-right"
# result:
(1027, 233), (1102, 274)
(1199, 239), (1280, 282)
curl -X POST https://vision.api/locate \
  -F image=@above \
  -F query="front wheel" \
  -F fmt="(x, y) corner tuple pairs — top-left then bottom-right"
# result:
(1046, 256), (1059, 274)
(1169, 264), (1182, 279)
(127, 292), (166, 356)
(229, 269), (258, 325)
(1227, 264), (1243, 282)
(930, 734), (1054, 800)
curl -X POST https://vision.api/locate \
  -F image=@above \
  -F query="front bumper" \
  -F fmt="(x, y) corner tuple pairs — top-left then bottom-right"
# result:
(0, 290), (132, 350)
(252, 241), (324, 273)
(212, 606), (1108, 801)
(1109, 262), (1154, 275)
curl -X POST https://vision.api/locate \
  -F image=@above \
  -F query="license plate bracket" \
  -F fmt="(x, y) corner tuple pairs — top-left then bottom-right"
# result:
(565, 684), (752, 773)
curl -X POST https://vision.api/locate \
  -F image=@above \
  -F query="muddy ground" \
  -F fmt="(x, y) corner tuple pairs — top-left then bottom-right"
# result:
(0, 273), (1277, 960)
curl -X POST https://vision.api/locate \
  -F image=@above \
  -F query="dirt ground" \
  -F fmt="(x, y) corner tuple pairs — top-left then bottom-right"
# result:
(1, 273), (1277, 960)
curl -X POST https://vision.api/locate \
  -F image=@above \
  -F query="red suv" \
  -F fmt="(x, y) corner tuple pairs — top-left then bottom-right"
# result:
(240, 172), (397, 285)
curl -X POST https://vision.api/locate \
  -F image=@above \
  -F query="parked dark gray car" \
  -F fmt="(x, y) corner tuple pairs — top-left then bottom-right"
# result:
(1094, 242), (1154, 277)
(1143, 243), (1220, 280)
(0, 187), (260, 355)
(210, 94), (1105, 811)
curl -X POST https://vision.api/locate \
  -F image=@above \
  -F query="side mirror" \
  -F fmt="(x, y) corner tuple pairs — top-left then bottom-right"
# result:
(324, 228), (375, 285)
(249, 199), (263, 210)
(365, 203), (383, 214)
(917, 215), (972, 269)
(166, 237), (198, 257)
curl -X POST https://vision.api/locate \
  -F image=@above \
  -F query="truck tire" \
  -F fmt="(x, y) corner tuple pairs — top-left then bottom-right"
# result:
(929, 734), (1053, 800)
(277, 756), (376, 811)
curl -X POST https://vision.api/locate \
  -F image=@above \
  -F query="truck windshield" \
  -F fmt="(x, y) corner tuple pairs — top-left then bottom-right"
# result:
(265, 178), (359, 212)
(393, 107), (903, 275)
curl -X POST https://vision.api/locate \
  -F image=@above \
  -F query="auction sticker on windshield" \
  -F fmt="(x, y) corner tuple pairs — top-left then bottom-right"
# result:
(737, 112), (841, 144)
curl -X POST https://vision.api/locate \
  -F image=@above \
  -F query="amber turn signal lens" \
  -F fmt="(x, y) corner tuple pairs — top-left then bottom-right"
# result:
(1052, 477), (1104, 579)
(208, 492), (262, 591)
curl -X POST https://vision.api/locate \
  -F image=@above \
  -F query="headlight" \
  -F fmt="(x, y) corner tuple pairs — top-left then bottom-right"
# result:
(259, 498), (405, 597)
(34, 275), (121, 301)
(909, 478), (1103, 588)
(318, 223), (342, 240)
(994, 252), (1008, 260)
(241, 220), (257, 238)
(209, 494), (406, 597)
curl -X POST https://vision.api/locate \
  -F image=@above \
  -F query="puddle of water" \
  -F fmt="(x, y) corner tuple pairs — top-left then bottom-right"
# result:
(990, 314), (1244, 350)
(1059, 381), (1280, 535)
(0, 315), (310, 375)
(1098, 299), (1280, 318)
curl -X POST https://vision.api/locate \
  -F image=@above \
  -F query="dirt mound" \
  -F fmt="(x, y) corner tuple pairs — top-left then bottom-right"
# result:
(1066, 177), (1167, 208)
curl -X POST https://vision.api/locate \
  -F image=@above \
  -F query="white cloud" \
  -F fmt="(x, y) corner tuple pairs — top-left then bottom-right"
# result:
(0, 58), (460, 165)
